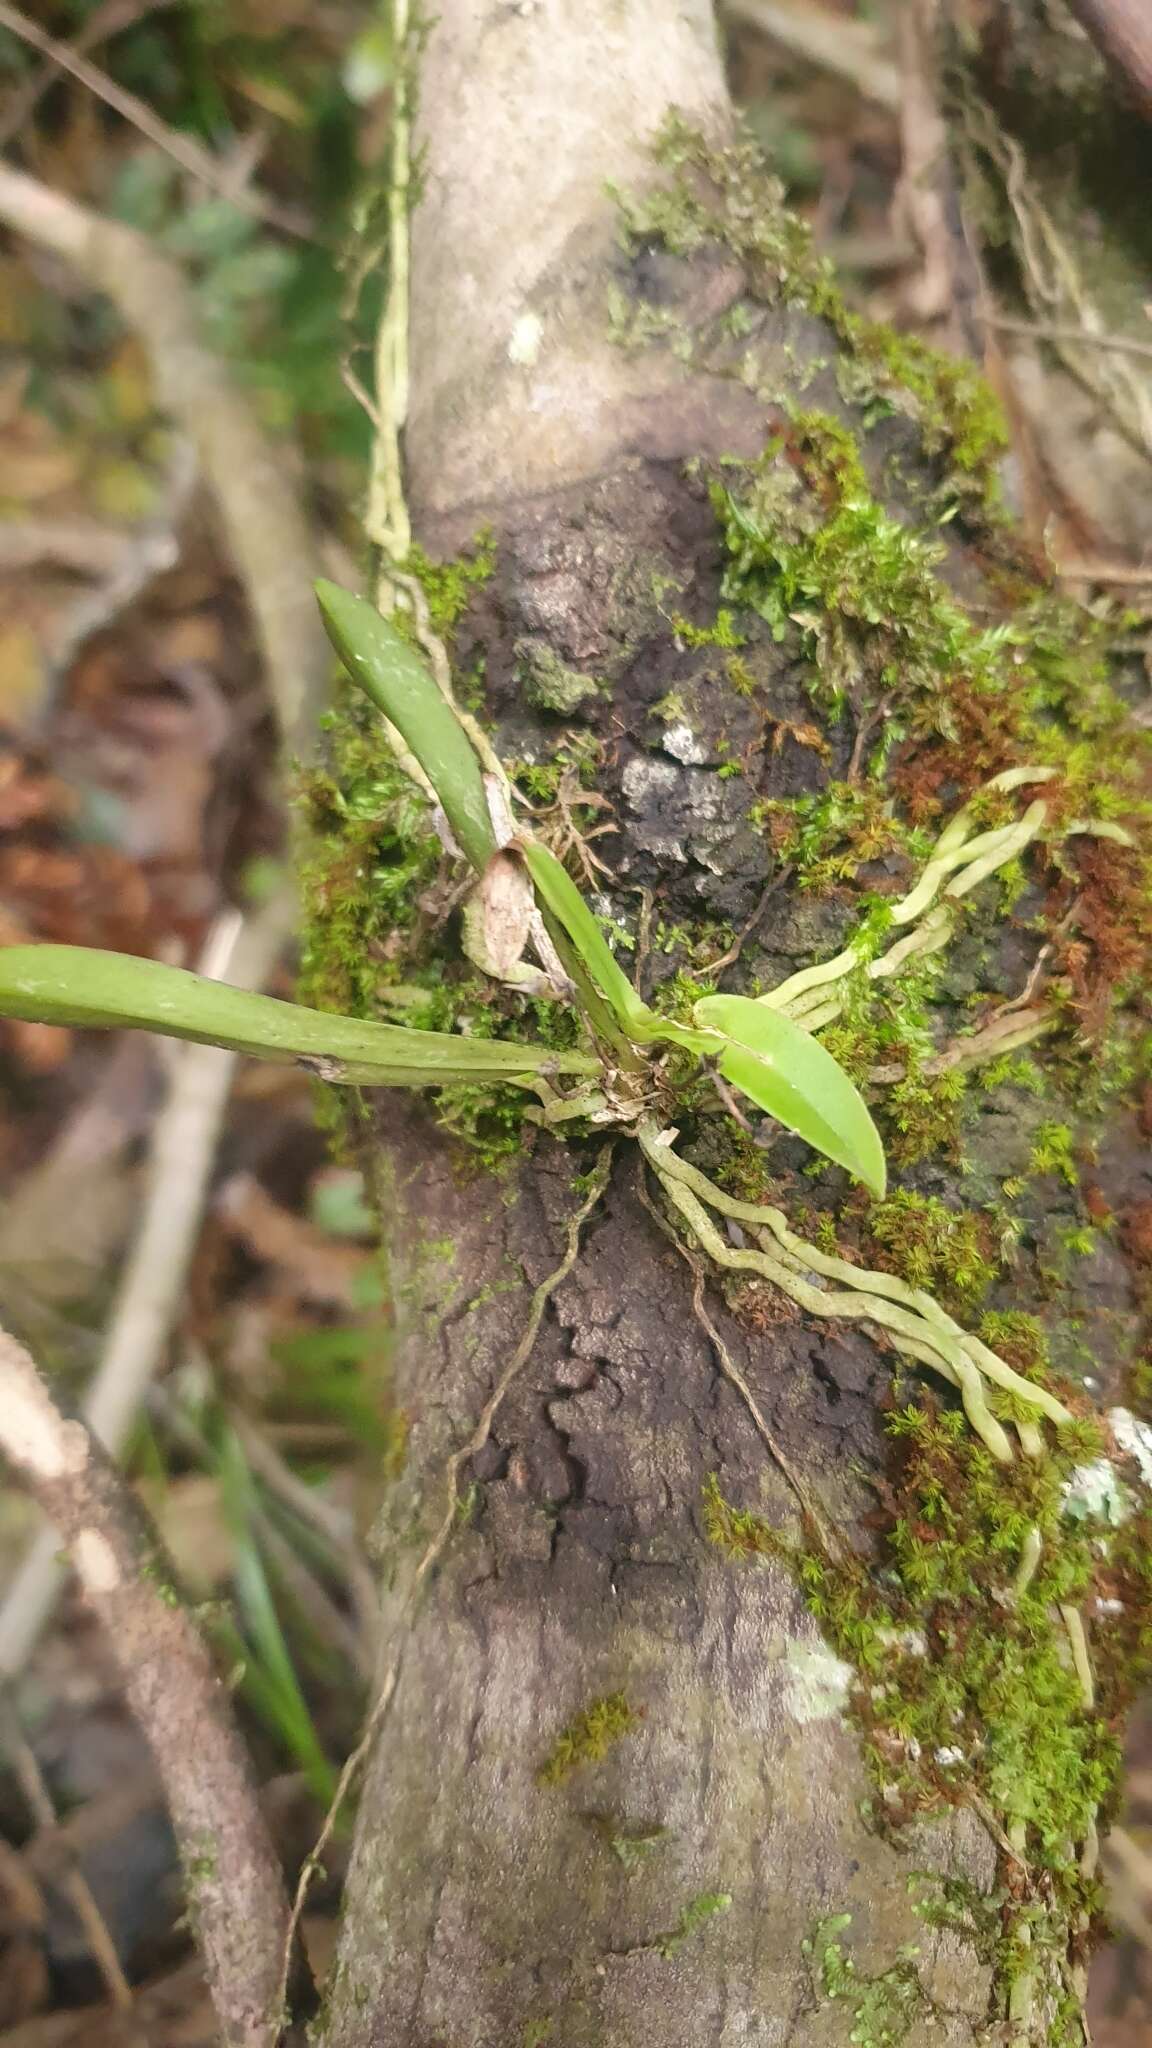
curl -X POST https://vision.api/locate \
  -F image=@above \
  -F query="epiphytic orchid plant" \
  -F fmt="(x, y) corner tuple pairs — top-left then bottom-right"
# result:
(0, 582), (887, 1197)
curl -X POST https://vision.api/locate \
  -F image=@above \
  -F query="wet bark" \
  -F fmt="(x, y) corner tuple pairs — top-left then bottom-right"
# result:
(318, 5), (1149, 2043)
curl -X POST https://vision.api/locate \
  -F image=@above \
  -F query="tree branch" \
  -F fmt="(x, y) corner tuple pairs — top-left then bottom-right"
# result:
(0, 1321), (314, 2048)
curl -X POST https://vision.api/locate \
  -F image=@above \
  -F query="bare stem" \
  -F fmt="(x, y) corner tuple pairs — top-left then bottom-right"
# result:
(0, 1324), (314, 2048)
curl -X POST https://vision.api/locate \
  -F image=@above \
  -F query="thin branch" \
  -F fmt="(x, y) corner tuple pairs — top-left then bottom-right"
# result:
(722, 0), (900, 111)
(0, 1), (313, 241)
(986, 310), (1152, 363)
(1055, 555), (1152, 586)
(0, 0), (176, 151)
(0, 893), (296, 1683)
(0, 163), (330, 759)
(0, 1323), (315, 2048)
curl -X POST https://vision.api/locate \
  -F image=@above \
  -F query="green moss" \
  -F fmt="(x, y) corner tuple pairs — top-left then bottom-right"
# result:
(585, 1813), (671, 1869)
(651, 1889), (732, 1959)
(667, 607), (745, 650)
(760, 782), (927, 892)
(623, 115), (1007, 512)
(707, 414), (1025, 743)
(536, 1691), (640, 1786)
(297, 675), (597, 1169)
(184, 1845), (218, 1888)
(701, 1472), (781, 1559)
(803, 1913), (926, 2048)
(434, 1080), (531, 1169)
(708, 1387), (1152, 2034)
(863, 1190), (1000, 1318)
(297, 703), (444, 1022)
(622, 119), (1152, 866)
(403, 529), (495, 641)
(792, 1402), (1139, 1859)
(884, 1065), (968, 1168)
(1029, 1120), (1079, 1187)
(976, 1310), (1050, 1380)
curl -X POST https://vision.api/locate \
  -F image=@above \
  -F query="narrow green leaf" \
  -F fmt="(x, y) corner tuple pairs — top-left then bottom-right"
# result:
(315, 579), (496, 871)
(0, 946), (598, 1085)
(693, 992), (887, 1196)
(517, 840), (655, 1036)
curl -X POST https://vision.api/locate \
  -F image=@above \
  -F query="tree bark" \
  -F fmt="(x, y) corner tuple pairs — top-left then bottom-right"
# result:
(317, 5), (1151, 2043)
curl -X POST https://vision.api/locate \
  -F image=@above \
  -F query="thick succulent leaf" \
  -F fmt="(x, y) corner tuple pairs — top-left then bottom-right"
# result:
(694, 992), (887, 1196)
(0, 947), (598, 1086)
(315, 580), (496, 872)
(517, 840), (656, 1037)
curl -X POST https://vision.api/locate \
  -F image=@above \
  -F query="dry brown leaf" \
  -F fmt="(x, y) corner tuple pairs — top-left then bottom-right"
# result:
(461, 848), (534, 979)
(214, 1172), (371, 1308)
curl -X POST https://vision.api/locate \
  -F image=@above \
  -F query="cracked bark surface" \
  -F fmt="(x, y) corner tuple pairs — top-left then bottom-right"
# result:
(327, 1119), (996, 2047)
(318, 3), (1149, 2042)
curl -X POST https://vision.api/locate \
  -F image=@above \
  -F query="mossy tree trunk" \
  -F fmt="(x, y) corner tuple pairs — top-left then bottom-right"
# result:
(314, 5), (1152, 2043)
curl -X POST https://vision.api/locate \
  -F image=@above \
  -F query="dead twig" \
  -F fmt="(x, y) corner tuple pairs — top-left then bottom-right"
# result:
(0, 2), (313, 242)
(0, 0), (177, 150)
(1055, 555), (1152, 586)
(43, 436), (198, 696)
(0, 163), (330, 757)
(0, 518), (142, 578)
(986, 311), (1152, 364)
(701, 865), (792, 977)
(0, 1324), (315, 2048)
(0, 159), (330, 1674)
(723, 0), (900, 110)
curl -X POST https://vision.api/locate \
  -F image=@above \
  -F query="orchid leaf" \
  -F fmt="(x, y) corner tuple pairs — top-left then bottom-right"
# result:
(516, 839), (656, 1037)
(315, 579), (496, 871)
(0, 947), (598, 1088)
(693, 992), (886, 1196)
